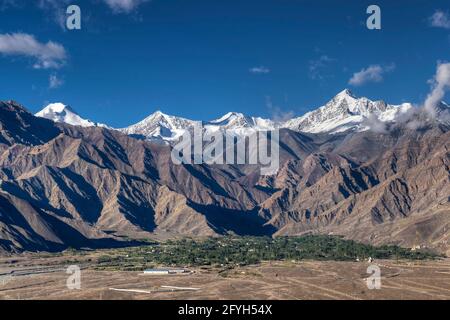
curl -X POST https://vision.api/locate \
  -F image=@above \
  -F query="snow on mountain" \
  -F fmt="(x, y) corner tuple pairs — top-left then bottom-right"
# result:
(119, 110), (199, 142)
(119, 111), (276, 142)
(282, 89), (413, 133)
(205, 112), (275, 131)
(431, 101), (450, 125)
(35, 103), (108, 128)
(117, 91), (419, 142)
(36, 90), (446, 143)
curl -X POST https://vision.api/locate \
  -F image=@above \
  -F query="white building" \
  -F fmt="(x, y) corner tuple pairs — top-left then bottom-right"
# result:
(143, 268), (189, 275)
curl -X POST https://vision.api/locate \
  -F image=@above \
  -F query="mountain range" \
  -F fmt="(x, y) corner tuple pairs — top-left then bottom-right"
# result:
(35, 89), (418, 142)
(0, 90), (449, 255)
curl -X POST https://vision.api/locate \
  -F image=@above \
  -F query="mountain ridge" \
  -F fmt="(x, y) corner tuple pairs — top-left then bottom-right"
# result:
(1, 99), (449, 254)
(34, 89), (447, 142)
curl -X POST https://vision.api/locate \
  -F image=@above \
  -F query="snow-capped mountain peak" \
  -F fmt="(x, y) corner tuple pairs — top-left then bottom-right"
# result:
(209, 112), (254, 128)
(208, 112), (275, 130)
(282, 90), (413, 133)
(35, 90), (444, 143)
(335, 88), (356, 99)
(120, 110), (276, 142)
(120, 110), (198, 141)
(36, 103), (99, 128)
(210, 112), (247, 124)
(119, 90), (418, 142)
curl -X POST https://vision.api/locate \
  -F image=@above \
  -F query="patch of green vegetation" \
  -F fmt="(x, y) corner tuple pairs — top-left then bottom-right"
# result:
(91, 235), (440, 271)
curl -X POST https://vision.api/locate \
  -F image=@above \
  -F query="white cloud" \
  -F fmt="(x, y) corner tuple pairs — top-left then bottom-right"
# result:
(49, 74), (64, 89)
(348, 64), (395, 86)
(424, 62), (450, 116)
(0, 33), (67, 69)
(430, 10), (450, 29)
(364, 62), (450, 131)
(249, 66), (270, 74)
(103, 0), (150, 13)
(362, 114), (387, 133)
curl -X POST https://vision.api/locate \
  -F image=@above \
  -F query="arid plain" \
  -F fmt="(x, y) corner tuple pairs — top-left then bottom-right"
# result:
(1, 250), (449, 300)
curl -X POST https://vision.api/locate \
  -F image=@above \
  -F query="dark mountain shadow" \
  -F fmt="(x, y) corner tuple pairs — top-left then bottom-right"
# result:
(1, 181), (73, 219)
(90, 145), (118, 170)
(113, 174), (157, 232)
(0, 192), (145, 252)
(188, 202), (276, 236)
(116, 194), (157, 233)
(103, 131), (132, 166)
(142, 148), (160, 180)
(38, 211), (145, 251)
(59, 168), (103, 223)
(0, 101), (61, 146)
(0, 194), (60, 252)
(182, 164), (234, 199)
(1, 167), (104, 223)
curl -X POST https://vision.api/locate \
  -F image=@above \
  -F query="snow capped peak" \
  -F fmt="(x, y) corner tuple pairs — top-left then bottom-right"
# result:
(145, 110), (196, 126)
(35, 89), (439, 143)
(211, 112), (246, 123)
(209, 112), (253, 128)
(120, 89), (417, 142)
(147, 110), (167, 118)
(208, 112), (275, 130)
(282, 90), (412, 134)
(120, 110), (198, 141)
(139, 110), (171, 124)
(335, 88), (356, 99)
(36, 103), (101, 128)
(120, 110), (276, 142)
(40, 102), (69, 114)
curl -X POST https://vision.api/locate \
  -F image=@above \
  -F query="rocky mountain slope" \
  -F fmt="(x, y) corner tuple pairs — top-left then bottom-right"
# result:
(261, 125), (450, 254)
(1, 99), (449, 254)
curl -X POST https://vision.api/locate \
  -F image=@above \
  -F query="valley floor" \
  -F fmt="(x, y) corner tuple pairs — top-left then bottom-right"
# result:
(0, 251), (449, 300)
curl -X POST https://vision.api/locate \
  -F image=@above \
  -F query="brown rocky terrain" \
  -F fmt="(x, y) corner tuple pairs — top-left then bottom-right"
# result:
(263, 127), (450, 255)
(0, 101), (449, 254)
(1, 252), (450, 300)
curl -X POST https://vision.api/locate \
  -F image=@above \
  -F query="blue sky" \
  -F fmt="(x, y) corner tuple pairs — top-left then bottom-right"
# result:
(0, 0), (449, 127)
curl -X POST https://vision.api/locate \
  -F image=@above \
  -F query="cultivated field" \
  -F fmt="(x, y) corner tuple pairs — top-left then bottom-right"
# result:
(0, 249), (449, 300)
